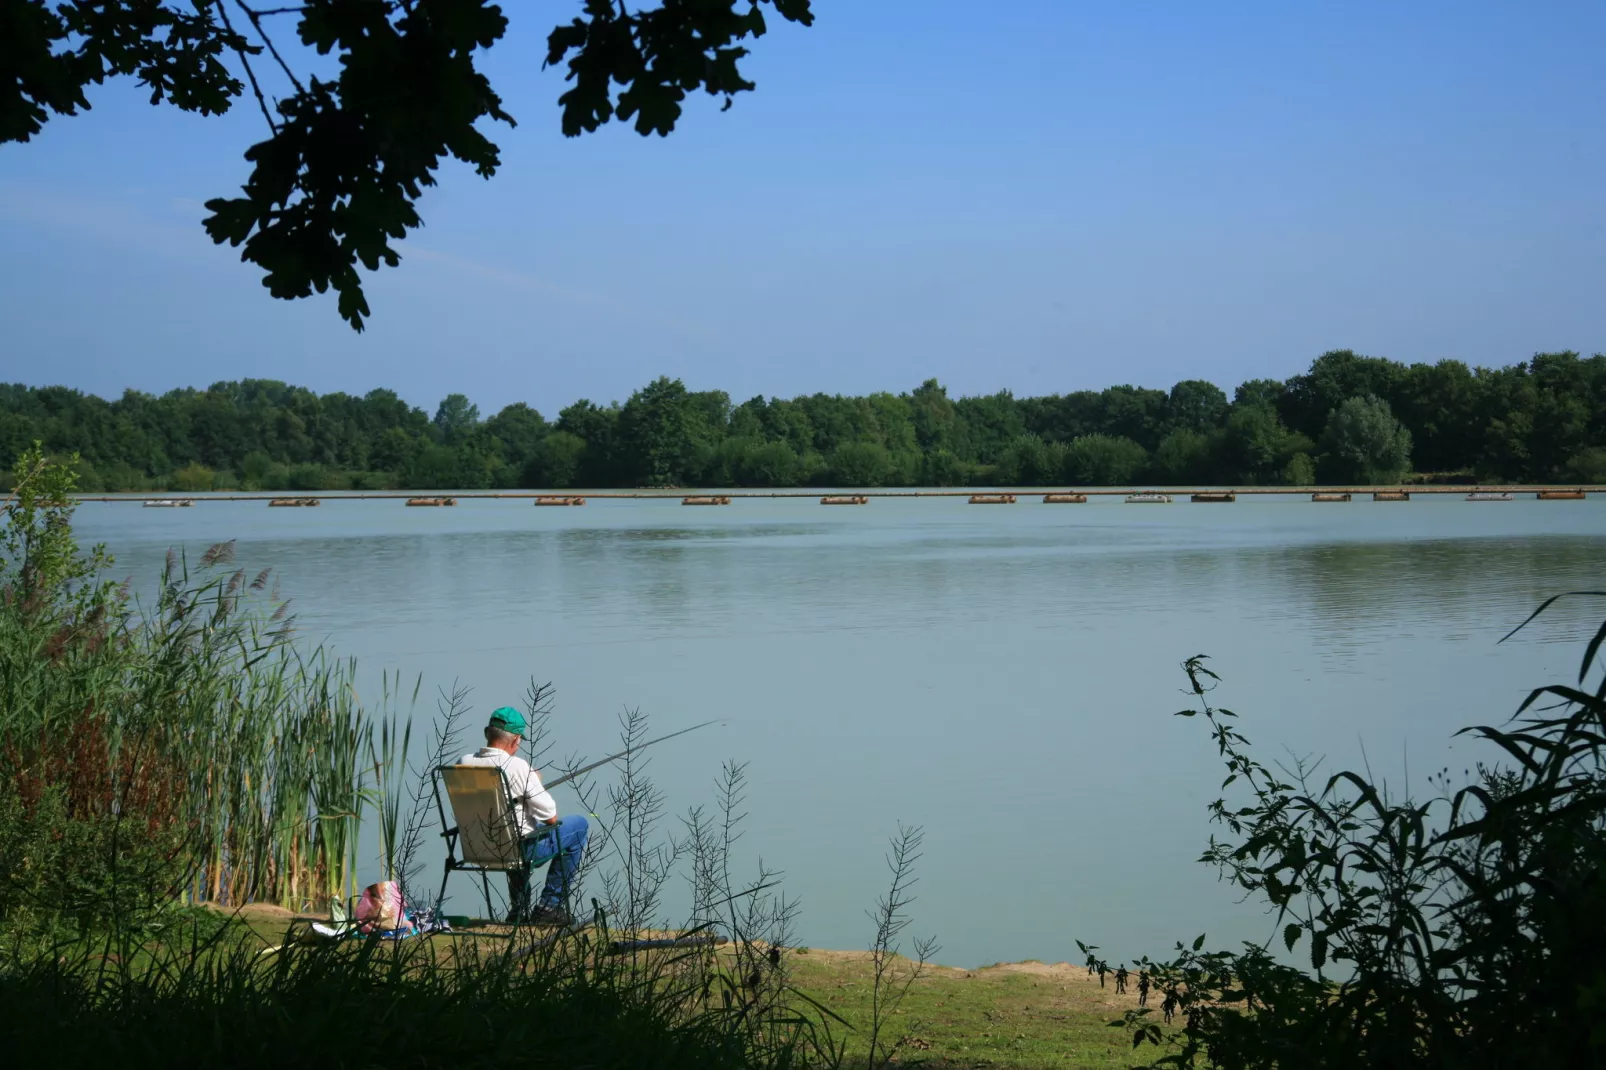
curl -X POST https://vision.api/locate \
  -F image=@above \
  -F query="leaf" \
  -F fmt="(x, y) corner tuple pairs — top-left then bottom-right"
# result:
(1311, 930), (1327, 971)
(1283, 923), (1302, 951)
(1192, 933), (1206, 951)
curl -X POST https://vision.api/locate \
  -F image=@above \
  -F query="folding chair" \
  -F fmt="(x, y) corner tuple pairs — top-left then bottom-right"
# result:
(433, 764), (532, 921)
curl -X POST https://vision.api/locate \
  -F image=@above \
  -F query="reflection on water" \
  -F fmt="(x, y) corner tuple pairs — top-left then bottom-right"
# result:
(73, 499), (1606, 965)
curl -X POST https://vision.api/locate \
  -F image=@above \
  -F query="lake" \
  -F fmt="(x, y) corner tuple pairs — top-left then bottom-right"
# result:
(72, 493), (1606, 967)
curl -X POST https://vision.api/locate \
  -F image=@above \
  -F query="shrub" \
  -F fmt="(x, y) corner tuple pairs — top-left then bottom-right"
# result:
(170, 464), (215, 492)
(1098, 603), (1606, 1069)
(285, 463), (347, 491)
(1282, 451), (1316, 486)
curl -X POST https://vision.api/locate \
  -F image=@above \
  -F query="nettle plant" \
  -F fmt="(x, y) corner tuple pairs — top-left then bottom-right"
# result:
(1091, 600), (1606, 1069)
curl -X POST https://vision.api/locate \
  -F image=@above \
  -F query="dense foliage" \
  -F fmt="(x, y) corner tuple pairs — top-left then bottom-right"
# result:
(0, 448), (406, 938)
(1090, 619), (1606, 1069)
(4, 349), (1605, 491)
(3, 0), (813, 328)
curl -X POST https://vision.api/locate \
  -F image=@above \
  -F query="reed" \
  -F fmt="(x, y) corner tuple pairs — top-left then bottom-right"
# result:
(1, 449), (413, 933)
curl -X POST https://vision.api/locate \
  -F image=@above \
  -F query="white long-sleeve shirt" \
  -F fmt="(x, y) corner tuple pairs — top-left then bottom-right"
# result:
(458, 747), (557, 838)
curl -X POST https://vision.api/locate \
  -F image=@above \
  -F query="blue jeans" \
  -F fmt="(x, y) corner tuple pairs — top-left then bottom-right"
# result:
(511, 814), (589, 912)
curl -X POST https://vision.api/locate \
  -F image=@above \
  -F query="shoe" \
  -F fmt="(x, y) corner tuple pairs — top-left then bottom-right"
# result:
(529, 904), (575, 928)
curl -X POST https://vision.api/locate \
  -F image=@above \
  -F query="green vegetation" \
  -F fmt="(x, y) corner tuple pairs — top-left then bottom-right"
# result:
(5, 1), (814, 328)
(0, 446), (413, 940)
(0, 917), (822, 1070)
(6, 349), (1606, 492)
(1087, 627), (1606, 1068)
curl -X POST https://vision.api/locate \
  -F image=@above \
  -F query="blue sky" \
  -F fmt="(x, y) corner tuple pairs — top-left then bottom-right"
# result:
(1, 0), (1602, 417)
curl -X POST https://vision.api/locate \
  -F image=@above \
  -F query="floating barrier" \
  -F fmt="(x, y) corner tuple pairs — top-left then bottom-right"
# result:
(1125, 492), (1172, 504)
(142, 499), (193, 508)
(1042, 493), (1088, 504)
(1311, 492), (1352, 502)
(1191, 491), (1236, 503)
(534, 496), (586, 506)
(968, 494), (1017, 504)
(1465, 491), (1514, 502)
(1373, 491), (1410, 501)
(682, 495), (731, 506)
(820, 495), (869, 505)
(1538, 489), (1586, 500)
(406, 497), (457, 507)
(268, 497), (321, 507)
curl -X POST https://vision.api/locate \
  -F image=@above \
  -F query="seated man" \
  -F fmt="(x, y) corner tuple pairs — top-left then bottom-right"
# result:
(459, 707), (589, 926)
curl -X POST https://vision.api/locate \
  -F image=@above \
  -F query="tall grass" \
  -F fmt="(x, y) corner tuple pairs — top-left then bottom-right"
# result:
(0, 448), (412, 930)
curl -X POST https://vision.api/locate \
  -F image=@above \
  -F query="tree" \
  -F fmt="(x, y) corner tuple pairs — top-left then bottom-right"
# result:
(995, 434), (1058, 485)
(829, 441), (892, 487)
(1151, 429), (1219, 485)
(526, 430), (586, 489)
(1233, 378), (1285, 410)
(1281, 349), (1405, 441)
(1063, 434), (1147, 486)
(906, 380), (960, 454)
(1097, 385), (1168, 451)
(4, 0), (815, 328)
(618, 376), (705, 486)
(1164, 380), (1229, 434)
(1222, 403), (1297, 484)
(1318, 394), (1413, 484)
(735, 440), (800, 486)
(484, 403), (547, 470)
(432, 393), (481, 445)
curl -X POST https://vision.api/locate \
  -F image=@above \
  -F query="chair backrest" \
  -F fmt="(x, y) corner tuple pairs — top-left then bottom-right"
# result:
(439, 764), (523, 868)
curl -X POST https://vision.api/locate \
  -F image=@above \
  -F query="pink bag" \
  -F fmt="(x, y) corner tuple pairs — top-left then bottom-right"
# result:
(355, 880), (414, 935)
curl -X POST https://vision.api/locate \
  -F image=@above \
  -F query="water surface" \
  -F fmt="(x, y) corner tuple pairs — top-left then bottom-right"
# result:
(74, 494), (1606, 966)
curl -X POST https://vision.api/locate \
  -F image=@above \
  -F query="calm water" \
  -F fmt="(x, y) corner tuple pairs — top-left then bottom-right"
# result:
(74, 495), (1605, 966)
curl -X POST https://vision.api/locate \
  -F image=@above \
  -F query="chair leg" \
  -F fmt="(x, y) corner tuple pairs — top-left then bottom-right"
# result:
(438, 862), (451, 915)
(481, 872), (495, 921)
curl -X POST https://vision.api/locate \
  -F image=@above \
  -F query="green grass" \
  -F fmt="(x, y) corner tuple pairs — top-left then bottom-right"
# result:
(786, 950), (1157, 1069)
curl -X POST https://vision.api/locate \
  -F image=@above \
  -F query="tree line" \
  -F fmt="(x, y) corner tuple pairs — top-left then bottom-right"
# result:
(2, 349), (1603, 492)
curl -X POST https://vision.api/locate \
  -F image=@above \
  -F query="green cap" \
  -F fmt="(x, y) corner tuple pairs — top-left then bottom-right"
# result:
(488, 707), (527, 736)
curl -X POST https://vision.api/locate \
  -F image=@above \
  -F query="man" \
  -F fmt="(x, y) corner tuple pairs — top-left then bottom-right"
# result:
(459, 706), (589, 926)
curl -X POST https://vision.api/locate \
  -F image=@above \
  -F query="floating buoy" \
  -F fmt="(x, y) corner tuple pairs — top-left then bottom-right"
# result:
(406, 497), (457, 507)
(534, 496), (586, 506)
(1191, 492), (1236, 503)
(820, 495), (868, 505)
(143, 499), (194, 508)
(1125, 492), (1172, 504)
(968, 494), (1017, 504)
(1042, 493), (1088, 503)
(268, 497), (321, 507)
(1311, 492), (1351, 502)
(1465, 492), (1514, 502)
(1373, 491), (1410, 501)
(682, 496), (731, 506)
(1537, 489), (1586, 500)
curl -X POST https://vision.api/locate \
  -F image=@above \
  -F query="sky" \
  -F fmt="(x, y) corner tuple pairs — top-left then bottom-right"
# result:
(1, 0), (1603, 418)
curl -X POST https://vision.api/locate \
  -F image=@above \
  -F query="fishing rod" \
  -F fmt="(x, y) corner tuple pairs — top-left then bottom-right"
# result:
(543, 719), (723, 789)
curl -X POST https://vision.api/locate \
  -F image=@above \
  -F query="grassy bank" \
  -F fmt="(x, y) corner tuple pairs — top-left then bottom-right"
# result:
(787, 950), (1148, 1069)
(221, 905), (1146, 1070)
